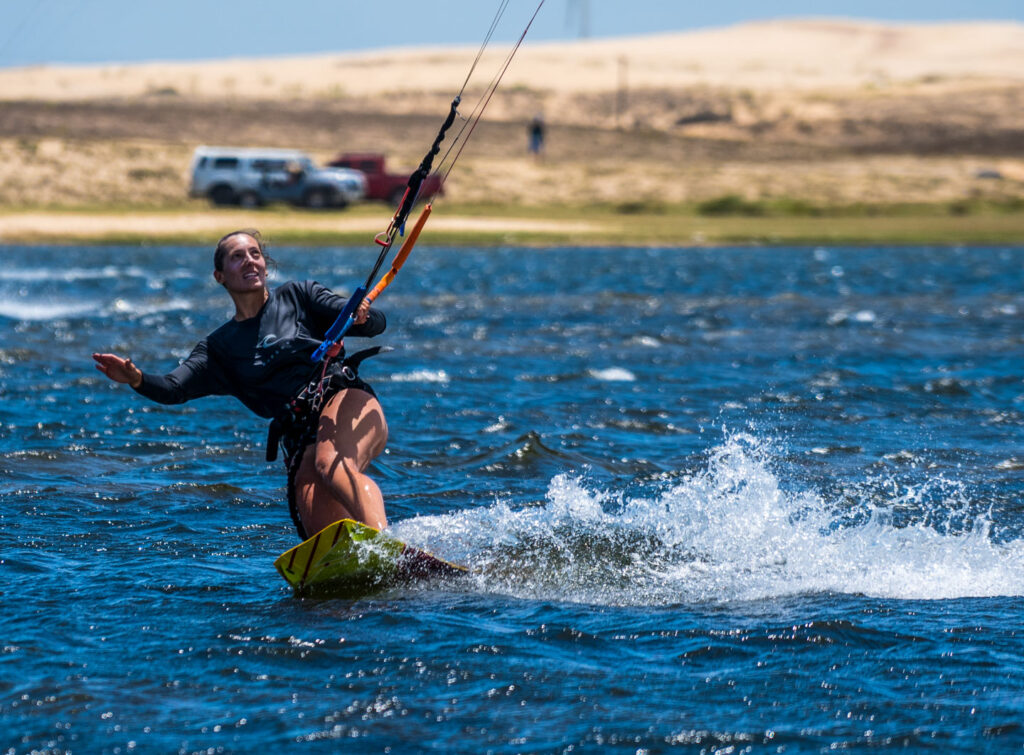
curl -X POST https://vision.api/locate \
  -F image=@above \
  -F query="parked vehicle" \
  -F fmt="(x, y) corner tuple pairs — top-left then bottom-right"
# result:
(327, 153), (444, 205)
(189, 146), (367, 209)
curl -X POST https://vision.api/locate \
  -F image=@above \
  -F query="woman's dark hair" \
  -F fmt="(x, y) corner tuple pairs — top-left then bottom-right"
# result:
(213, 228), (276, 272)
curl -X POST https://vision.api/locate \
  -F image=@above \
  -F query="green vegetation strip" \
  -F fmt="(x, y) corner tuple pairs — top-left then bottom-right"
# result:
(1, 201), (1023, 246)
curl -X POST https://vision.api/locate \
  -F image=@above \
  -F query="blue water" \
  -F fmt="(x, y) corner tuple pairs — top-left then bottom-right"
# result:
(2, 244), (1023, 752)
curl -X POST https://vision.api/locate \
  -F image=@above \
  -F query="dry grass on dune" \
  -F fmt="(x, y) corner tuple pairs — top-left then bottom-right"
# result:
(0, 113), (1020, 211)
(0, 19), (1023, 212)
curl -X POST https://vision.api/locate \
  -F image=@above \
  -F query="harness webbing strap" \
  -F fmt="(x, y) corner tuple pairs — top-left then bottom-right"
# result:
(266, 346), (388, 463)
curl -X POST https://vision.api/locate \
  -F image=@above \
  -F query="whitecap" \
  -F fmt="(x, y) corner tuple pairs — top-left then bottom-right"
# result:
(413, 314), (446, 327)
(389, 369), (450, 383)
(483, 416), (511, 433)
(108, 298), (194, 316)
(630, 336), (662, 348)
(0, 265), (149, 283)
(588, 367), (636, 382)
(0, 301), (100, 321)
(828, 309), (877, 325)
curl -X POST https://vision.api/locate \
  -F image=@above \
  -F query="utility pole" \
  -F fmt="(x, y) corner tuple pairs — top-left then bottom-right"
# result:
(616, 56), (628, 128)
(566, 0), (590, 39)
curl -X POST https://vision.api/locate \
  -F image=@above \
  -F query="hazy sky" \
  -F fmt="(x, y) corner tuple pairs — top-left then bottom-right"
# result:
(1, 0), (1022, 68)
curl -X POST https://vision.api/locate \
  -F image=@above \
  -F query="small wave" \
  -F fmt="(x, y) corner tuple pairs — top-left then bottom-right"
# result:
(882, 450), (921, 464)
(402, 434), (1024, 606)
(809, 445), (863, 456)
(588, 367), (636, 382)
(107, 297), (194, 317)
(827, 309), (878, 326)
(0, 296), (196, 321)
(425, 430), (584, 475)
(0, 301), (100, 321)
(389, 370), (450, 383)
(923, 377), (973, 396)
(630, 336), (662, 348)
(0, 265), (149, 282)
(483, 416), (511, 433)
(412, 314), (447, 327)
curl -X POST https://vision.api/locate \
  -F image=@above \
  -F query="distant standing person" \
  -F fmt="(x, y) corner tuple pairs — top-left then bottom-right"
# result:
(528, 113), (545, 158)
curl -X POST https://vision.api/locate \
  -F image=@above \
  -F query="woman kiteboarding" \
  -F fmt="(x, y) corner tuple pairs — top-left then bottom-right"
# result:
(93, 1), (543, 545)
(93, 229), (389, 538)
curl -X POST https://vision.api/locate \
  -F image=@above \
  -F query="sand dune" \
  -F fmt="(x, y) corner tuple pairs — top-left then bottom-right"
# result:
(0, 19), (1022, 217)
(1, 20), (1023, 103)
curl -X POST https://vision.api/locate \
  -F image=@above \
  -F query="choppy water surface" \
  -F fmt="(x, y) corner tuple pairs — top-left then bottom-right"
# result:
(2, 244), (1023, 752)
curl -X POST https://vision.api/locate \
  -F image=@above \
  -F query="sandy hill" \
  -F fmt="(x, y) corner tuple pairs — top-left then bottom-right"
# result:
(3, 19), (1024, 101)
(0, 19), (1022, 209)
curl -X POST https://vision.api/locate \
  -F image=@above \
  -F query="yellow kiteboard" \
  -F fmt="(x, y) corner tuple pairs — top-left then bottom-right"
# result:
(274, 518), (469, 597)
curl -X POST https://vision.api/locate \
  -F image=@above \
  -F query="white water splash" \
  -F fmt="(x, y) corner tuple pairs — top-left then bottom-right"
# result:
(401, 434), (1024, 606)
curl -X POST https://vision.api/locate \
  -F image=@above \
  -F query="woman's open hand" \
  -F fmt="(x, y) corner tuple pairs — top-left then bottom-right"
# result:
(92, 353), (143, 388)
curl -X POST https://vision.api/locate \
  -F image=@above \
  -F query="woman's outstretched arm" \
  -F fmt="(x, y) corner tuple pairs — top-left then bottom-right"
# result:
(92, 341), (227, 405)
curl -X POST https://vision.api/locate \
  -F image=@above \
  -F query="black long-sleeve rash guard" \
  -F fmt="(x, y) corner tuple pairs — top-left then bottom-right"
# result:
(133, 280), (386, 418)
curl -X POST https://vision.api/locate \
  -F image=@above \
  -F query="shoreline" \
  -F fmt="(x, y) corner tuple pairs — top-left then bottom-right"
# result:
(1, 205), (1022, 247)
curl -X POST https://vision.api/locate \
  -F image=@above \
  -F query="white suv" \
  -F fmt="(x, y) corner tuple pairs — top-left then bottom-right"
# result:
(188, 146), (367, 209)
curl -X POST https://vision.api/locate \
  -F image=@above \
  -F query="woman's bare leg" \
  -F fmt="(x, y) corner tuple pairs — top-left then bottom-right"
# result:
(292, 388), (388, 535)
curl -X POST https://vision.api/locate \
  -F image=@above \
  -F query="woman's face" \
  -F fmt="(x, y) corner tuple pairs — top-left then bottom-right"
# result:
(214, 233), (267, 293)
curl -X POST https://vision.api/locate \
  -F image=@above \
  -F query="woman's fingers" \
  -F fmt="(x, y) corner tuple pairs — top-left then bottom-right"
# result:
(355, 298), (371, 324)
(92, 352), (140, 386)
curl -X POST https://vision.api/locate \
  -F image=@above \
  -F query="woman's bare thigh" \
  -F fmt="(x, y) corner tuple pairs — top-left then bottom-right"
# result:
(291, 388), (388, 534)
(314, 388), (388, 472)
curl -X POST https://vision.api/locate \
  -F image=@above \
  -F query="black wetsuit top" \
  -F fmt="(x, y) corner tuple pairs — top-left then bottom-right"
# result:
(133, 280), (386, 418)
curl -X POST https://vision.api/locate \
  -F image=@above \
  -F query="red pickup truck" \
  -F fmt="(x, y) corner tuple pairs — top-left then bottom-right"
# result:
(327, 153), (445, 205)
